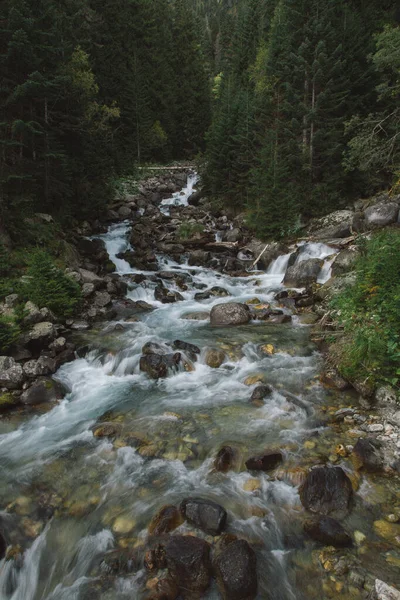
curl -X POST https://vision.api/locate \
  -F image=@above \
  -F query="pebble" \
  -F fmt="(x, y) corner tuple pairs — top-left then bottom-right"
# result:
(368, 424), (384, 433)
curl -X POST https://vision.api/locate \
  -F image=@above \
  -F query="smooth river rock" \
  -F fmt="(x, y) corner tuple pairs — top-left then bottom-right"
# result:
(246, 452), (283, 472)
(214, 538), (257, 600)
(210, 303), (250, 327)
(180, 498), (227, 536)
(165, 535), (212, 599)
(299, 466), (353, 519)
(140, 353), (181, 379)
(284, 259), (323, 288)
(304, 516), (352, 547)
(20, 377), (66, 405)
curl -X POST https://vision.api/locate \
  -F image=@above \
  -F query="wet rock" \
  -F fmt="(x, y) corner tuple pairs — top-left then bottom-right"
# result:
(92, 422), (122, 438)
(299, 466), (353, 519)
(245, 452), (283, 472)
(250, 385), (273, 404)
(172, 340), (200, 361)
(180, 498), (227, 536)
(113, 299), (153, 319)
(145, 543), (167, 571)
(0, 531), (6, 559)
(304, 517), (352, 547)
(210, 303), (250, 327)
(214, 538), (257, 600)
(154, 286), (184, 304)
(140, 353), (181, 379)
(214, 446), (235, 473)
(352, 438), (384, 472)
(204, 348), (226, 368)
(142, 341), (170, 356)
(145, 578), (179, 600)
(23, 322), (56, 354)
(268, 314), (292, 324)
(284, 259), (323, 287)
(100, 548), (140, 575)
(375, 579), (400, 600)
(0, 356), (25, 389)
(77, 238), (106, 259)
(364, 202), (399, 229)
(165, 535), (212, 599)
(148, 505), (183, 536)
(194, 286), (231, 301)
(181, 312), (209, 321)
(20, 377), (66, 405)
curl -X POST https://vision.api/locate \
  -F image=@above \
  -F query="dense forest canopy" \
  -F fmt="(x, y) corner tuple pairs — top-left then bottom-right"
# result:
(0, 0), (399, 241)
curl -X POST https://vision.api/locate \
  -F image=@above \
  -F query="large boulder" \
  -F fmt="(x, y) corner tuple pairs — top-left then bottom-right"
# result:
(210, 303), (250, 327)
(214, 538), (257, 600)
(78, 269), (105, 288)
(187, 250), (211, 267)
(23, 322), (56, 354)
(23, 356), (56, 378)
(140, 353), (181, 379)
(165, 536), (212, 599)
(20, 377), (66, 405)
(352, 438), (384, 473)
(195, 287), (231, 301)
(284, 259), (323, 287)
(364, 202), (399, 229)
(299, 466), (353, 519)
(308, 210), (353, 240)
(375, 580), (400, 600)
(112, 299), (153, 319)
(245, 239), (283, 270)
(245, 452), (283, 472)
(180, 498), (227, 536)
(304, 517), (352, 547)
(331, 249), (359, 276)
(0, 356), (25, 390)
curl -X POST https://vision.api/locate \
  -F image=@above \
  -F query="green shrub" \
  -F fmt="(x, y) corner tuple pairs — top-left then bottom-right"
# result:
(21, 250), (82, 319)
(0, 315), (21, 353)
(331, 230), (400, 387)
(177, 222), (204, 240)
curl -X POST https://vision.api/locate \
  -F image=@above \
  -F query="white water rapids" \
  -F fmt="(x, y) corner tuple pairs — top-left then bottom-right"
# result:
(0, 177), (358, 600)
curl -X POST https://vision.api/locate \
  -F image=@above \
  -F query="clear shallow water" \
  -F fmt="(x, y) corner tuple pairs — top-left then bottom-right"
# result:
(0, 183), (399, 600)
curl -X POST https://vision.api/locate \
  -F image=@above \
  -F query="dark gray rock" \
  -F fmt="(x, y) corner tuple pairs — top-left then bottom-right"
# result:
(172, 340), (200, 360)
(284, 259), (323, 287)
(154, 286), (184, 304)
(180, 498), (227, 536)
(139, 353), (181, 379)
(331, 249), (359, 276)
(165, 536), (212, 599)
(23, 322), (56, 354)
(214, 538), (257, 600)
(0, 531), (6, 559)
(250, 385), (274, 404)
(210, 303), (250, 327)
(352, 438), (384, 472)
(20, 377), (66, 405)
(245, 452), (283, 472)
(195, 286), (231, 301)
(300, 466), (353, 518)
(304, 517), (352, 547)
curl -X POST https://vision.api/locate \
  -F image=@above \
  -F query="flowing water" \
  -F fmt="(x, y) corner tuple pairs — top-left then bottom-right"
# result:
(0, 180), (399, 600)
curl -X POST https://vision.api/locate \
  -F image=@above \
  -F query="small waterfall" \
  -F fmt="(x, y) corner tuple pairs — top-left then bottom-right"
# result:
(160, 172), (198, 215)
(295, 241), (337, 263)
(267, 253), (292, 282)
(95, 221), (132, 274)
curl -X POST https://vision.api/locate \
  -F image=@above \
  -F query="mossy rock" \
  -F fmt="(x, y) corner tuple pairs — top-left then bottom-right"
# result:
(0, 392), (19, 410)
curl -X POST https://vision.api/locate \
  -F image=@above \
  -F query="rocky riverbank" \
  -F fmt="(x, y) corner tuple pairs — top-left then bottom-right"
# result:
(0, 169), (400, 600)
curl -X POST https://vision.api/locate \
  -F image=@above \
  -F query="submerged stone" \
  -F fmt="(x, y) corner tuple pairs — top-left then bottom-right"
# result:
(165, 535), (212, 599)
(304, 517), (352, 547)
(300, 466), (353, 519)
(214, 538), (257, 600)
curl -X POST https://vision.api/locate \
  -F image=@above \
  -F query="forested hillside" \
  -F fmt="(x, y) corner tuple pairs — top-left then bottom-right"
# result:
(1, 0), (399, 243)
(204, 0), (400, 237)
(0, 0), (210, 235)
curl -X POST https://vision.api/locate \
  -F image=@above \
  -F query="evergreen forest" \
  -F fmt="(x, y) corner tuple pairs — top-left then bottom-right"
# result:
(1, 0), (399, 241)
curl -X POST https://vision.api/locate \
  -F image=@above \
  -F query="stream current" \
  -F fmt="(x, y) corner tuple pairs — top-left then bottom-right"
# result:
(0, 177), (399, 600)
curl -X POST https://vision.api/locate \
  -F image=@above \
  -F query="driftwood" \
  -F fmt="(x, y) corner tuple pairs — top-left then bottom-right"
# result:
(205, 241), (239, 251)
(250, 243), (270, 269)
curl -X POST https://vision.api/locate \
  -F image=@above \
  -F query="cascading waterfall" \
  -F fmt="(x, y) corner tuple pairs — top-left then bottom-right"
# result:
(0, 174), (392, 600)
(160, 172), (199, 215)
